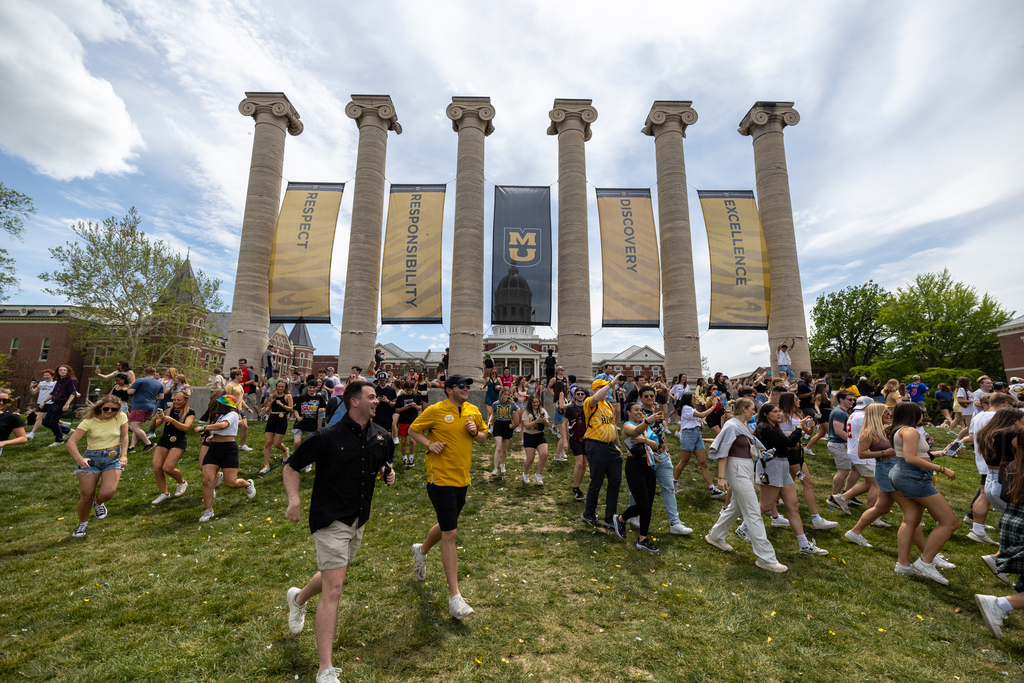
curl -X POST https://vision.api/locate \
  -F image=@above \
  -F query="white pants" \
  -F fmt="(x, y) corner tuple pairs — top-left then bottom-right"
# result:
(709, 457), (779, 564)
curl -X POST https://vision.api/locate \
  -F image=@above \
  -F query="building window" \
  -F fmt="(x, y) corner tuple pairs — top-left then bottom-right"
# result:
(204, 353), (211, 366)
(10, 337), (18, 352)
(40, 337), (50, 361)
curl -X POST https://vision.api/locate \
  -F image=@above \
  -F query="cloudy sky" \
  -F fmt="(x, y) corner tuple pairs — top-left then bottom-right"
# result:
(2, 0), (1022, 376)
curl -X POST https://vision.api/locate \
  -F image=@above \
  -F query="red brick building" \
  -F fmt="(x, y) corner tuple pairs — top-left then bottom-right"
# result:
(994, 314), (1024, 379)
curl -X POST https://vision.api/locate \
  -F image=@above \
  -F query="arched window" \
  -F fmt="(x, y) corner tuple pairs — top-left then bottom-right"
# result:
(204, 353), (211, 366)
(10, 337), (19, 352)
(40, 337), (50, 361)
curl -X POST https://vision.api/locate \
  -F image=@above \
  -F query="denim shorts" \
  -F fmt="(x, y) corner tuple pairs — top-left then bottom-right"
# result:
(76, 448), (122, 474)
(678, 426), (704, 451)
(874, 456), (897, 494)
(889, 460), (938, 499)
(551, 409), (564, 425)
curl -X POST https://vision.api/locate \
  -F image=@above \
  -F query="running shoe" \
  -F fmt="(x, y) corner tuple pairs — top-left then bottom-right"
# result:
(174, 481), (188, 497)
(142, 442), (155, 452)
(934, 554), (956, 570)
(770, 515), (790, 527)
(870, 519), (892, 528)
(755, 559), (788, 573)
(912, 558), (949, 585)
(974, 594), (1006, 639)
(449, 594), (474, 619)
(894, 562), (923, 577)
(612, 515), (627, 540)
(844, 530), (872, 547)
(522, 473), (530, 485)
(245, 482), (257, 499)
(735, 526), (750, 543)
(393, 437), (400, 445)
(963, 514), (995, 530)
(412, 543), (427, 580)
(534, 473), (543, 485)
(304, 464), (312, 472)
(316, 667), (342, 683)
(800, 540), (829, 556)
(498, 463), (504, 474)
(669, 523), (693, 536)
(72, 522), (88, 538)
(581, 513), (600, 528)
(93, 502), (108, 520)
(827, 495), (851, 515)
(48, 441), (65, 448)
(812, 517), (839, 530)
(216, 471), (224, 487)
(286, 587), (306, 634)
(636, 538), (659, 553)
(199, 509), (215, 522)
(573, 487), (585, 501)
(151, 493), (170, 505)
(709, 485), (727, 499)
(239, 444), (253, 451)
(967, 530), (999, 546)
(981, 554), (1010, 584)
(672, 479), (680, 493)
(259, 466), (271, 475)
(803, 447), (814, 455)
(282, 447), (290, 463)
(848, 497), (865, 507)
(491, 468), (499, 476)
(704, 534), (734, 552)
(26, 432), (34, 440)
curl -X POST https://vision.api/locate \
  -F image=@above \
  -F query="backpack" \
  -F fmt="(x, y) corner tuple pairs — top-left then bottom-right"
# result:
(567, 405), (586, 443)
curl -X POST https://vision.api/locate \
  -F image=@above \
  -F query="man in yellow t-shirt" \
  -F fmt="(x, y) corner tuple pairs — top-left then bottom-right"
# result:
(408, 374), (486, 620)
(582, 373), (623, 529)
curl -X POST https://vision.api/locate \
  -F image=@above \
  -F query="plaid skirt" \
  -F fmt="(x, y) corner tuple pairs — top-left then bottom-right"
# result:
(997, 501), (1024, 592)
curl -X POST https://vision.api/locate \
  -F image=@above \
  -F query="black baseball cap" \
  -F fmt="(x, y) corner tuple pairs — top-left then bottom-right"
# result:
(444, 374), (474, 389)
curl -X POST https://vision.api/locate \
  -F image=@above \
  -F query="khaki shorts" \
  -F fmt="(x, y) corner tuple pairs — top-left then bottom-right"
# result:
(828, 442), (851, 470)
(854, 462), (875, 477)
(312, 519), (364, 570)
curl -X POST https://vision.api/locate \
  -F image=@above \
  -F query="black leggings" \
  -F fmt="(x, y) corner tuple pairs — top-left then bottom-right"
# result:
(621, 457), (656, 536)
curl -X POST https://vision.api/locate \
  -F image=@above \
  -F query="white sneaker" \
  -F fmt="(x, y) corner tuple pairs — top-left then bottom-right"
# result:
(828, 495), (851, 515)
(975, 594), (1006, 639)
(316, 667), (342, 683)
(870, 518), (892, 528)
(812, 517), (839, 530)
(499, 464), (505, 474)
(755, 559), (789, 573)
(799, 541), (829, 556)
(174, 481), (188, 497)
(704, 533), (734, 552)
(259, 466), (271, 475)
(412, 543), (427, 580)
(216, 471), (223, 488)
(934, 554), (956, 570)
(803, 447), (814, 455)
(895, 562), (923, 577)
(245, 482), (257, 499)
(93, 502), (108, 520)
(913, 558), (950, 585)
(304, 464), (312, 472)
(151, 493), (170, 505)
(534, 473), (543, 485)
(394, 437), (400, 445)
(770, 515), (790, 527)
(449, 594), (474, 619)
(628, 516), (640, 528)
(48, 441), (65, 448)
(967, 530), (999, 546)
(981, 554), (1010, 583)
(844, 530), (872, 547)
(491, 468), (499, 476)
(522, 473), (530, 485)
(199, 509), (214, 522)
(72, 521), (88, 538)
(26, 432), (35, 440)
(239, 444), (253, 451)
(669, 523), (693, 536)
(286, 586), (306, 634)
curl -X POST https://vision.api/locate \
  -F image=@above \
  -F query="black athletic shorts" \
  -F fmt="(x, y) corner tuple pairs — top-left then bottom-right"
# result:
(157, 434), (188, 451)
(493, 421), (514, 439)
(426, 483), (467, 532)
(204, 441), (240, 470)
(569, 438), (584, 456)
(266, 414), (288, 435)
(523, 432), (546, 449)
(706, 410), (723, 428)
(786, 449), (805, 468)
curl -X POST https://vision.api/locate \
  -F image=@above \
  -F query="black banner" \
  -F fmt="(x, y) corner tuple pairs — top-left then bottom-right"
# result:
(491, 186), (552, 326)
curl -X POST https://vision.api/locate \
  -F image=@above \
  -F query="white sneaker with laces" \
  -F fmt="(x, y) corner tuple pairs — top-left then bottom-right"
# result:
(844, 530), (872, 547)
(316, 667), (342, 683)
(967, 530), (999, 546)
(981, 554), (1010, 583)
(669, 523), (693, 536)
(499, 463), (505, 474)
(755, 559), (788, 573)
(894, 562), (922, 576)
(412, 543), (427, 580)
(522, 473), (530, 485)
(812, 517), (839, 530)
(151, 493), (170, 505)
(174, 481), (188, 497)
(870, 518), (891, 528)
(534, 473), (543, 485)
(394, 437), (400, 445)
(449, 594), (474, 619)
(934, 554), (956, 570)
(72, 522), (88, 538)
(913, 558), (949, 585)
(48, 441), (65, 448)
(286, 586), (306, 634)
(245, 482), (257, 499)
(803, 447), (814, 455)
(304, 464), (312, 472)
(770, 515), (790, 527)
(491, 468), (499, 476)
(239, 444), (253, 451)
(800, 540), (829, 556)
(199, 509), (214, 522)
(216, 471), (223, 488)
(259, 466), (270, 475)
(704, 533), (733, 552)
(975, 594), (1007, 639)
(26, 432), (35, 440)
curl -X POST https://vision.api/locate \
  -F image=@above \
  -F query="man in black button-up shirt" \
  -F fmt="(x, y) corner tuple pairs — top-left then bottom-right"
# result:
(282, 380), (394, 683)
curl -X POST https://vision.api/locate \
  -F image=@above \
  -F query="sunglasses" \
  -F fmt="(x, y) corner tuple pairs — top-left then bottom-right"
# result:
(0, 397), (9, 403)
(101, 406), (118, 413)
(453, 383), (468, 389)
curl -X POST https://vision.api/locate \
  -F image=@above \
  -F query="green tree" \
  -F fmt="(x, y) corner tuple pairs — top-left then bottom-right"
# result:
(808, 281), (892, 375)
(39, 208), (223, 381)
(877, 269), (1013, 376)
(0, 182), (35, 301)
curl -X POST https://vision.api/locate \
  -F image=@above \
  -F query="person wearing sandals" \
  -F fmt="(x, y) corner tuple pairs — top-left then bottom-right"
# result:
(736, 402), (829, 558)
(521, 394), (550, 485)
(704, 398), (788, 573)
(612, 403), (661, 552)
(975, 423), (1024, 639)
(197, 394), (256, 522)
(149, 391), (194, 504)
(260, 379), (293, 474)
(887, 402), (959, 583)
(67, 395), (129, 538)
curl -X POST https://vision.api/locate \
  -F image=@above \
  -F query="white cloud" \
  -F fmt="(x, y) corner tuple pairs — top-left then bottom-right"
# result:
(0, 0), (144, 180)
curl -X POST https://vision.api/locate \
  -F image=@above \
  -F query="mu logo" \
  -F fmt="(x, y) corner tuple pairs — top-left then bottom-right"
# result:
(503, 227), (542, 267)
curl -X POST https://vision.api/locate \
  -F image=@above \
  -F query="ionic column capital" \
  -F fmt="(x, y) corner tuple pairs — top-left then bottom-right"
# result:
(447, 96), (495, 135)
(738, 101), (800, 137)
(346, 94), (402, 134)
(238, 92), (303, 135)
(642, 100), (698, 138)
(547, 99), (598, 142)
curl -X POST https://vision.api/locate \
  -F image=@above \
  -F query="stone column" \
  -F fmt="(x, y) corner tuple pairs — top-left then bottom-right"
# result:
(738, 101), (811, 375)
(225, 92), (302, 374)
(547, 99), (598, 384)
(337, 95), (401, 375)
(642, 101), (701, 385)
(446, 97), (495, 381)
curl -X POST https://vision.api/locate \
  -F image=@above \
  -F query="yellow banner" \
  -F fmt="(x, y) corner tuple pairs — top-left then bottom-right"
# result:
(268, 182), (344, 323)
(596, 189), (661, 327)
(698, 190), (770, 330)
(380, 185), (445, 323)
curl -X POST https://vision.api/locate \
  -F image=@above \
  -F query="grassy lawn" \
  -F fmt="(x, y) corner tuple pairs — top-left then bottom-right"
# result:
(1, 419), (1021, 682)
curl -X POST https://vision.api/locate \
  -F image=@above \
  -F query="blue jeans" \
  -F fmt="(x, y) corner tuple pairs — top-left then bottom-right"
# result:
(628, 451), (680, 526)
(778, 364), (795, 381)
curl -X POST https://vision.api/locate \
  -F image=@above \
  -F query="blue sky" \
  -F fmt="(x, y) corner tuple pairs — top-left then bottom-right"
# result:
(2, 0), (1022, 376)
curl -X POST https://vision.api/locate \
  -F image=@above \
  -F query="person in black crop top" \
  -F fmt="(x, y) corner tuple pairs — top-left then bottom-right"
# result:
(260, 379), (293, 474)
(149, 391), (194, 504)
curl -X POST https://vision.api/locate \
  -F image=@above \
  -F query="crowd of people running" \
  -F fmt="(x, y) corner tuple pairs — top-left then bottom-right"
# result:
(1, 353), (1023, 650)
